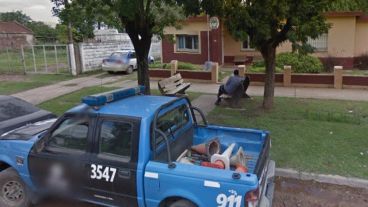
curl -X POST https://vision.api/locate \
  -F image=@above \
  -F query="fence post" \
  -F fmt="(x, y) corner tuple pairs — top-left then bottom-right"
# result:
(170, 60), (178, 76)
(68, 43), (77, 76)
(79, 43), (85, 73)
(237, 65), (246, 77)
(283, 65), (292, 87)
(211, 62), (219, 83)
(6, 48), (11, 73)
(54, 45), (59, 73)
(334, 66), (343, 89)
(31, 45), (36, 72)
(43, 45), (48, 72)
(21, 45), (26, 74)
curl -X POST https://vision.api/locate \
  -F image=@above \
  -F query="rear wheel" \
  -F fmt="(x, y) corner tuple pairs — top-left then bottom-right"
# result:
(0, 168), (31, 207)
(168, 199), (196, 207)
(126, 66), (133, 74)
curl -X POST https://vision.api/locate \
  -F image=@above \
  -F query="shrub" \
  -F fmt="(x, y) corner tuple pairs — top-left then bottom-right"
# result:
(276, 52), (323, 73)
(177, 62), (202, 70)
(320, 56), (340, 73)
(355, 53), (368, 70)
(149, 61), (202, 70)
(252, 60), (265, 67)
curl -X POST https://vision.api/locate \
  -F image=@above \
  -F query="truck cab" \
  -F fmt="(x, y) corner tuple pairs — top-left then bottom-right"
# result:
(0, 87), (274, 207)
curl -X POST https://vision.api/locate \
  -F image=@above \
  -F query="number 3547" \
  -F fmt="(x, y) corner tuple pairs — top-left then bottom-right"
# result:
(90, 164), (117, 182)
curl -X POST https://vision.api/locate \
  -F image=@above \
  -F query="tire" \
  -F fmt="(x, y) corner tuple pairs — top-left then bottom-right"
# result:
(126, 66), (134, 74)
(168, 199), (196, 207)
(0, 168), (31, 207)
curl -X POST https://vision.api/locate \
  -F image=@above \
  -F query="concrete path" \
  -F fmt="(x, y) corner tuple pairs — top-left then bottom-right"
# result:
(186, 82), (368, 102)
(111, 79), (368, 102)
(190, 95), (217, 115)
(13, 74), (121, 105)
(14, 72), (368, 105)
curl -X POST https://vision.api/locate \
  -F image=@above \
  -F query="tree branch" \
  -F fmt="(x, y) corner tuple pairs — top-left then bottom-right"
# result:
(272, 18), (292, 47)
(145, 0), (152, 14)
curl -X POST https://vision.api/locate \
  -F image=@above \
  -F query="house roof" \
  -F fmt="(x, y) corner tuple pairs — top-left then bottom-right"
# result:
(0, 21), (33, 34)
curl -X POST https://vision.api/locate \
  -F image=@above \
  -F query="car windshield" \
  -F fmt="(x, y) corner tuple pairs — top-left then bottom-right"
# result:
(110, 52), (128, 58)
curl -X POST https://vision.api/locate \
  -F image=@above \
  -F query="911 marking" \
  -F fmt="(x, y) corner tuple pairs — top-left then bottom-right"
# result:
(216, 190), (242, 207)
(90, 164), (117, 182)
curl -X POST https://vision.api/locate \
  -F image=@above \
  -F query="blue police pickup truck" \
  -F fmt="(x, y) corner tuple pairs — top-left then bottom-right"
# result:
(0, 87), (275, 207)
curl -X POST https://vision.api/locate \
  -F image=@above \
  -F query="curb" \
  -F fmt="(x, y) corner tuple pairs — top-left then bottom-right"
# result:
(275, 168), (368, 190)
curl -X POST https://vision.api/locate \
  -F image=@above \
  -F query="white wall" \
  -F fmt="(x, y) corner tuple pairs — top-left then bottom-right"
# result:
(79, 41), (133, 72)
(79, 38), (161, 72)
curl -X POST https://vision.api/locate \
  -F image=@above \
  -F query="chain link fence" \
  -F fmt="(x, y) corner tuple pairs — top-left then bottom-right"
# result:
(0, 45), (71, 74)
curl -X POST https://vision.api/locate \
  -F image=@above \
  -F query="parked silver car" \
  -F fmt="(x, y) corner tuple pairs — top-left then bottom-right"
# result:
(102, 50), (154, 74)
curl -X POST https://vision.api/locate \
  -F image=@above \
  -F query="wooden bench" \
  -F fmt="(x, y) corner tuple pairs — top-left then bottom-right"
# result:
(219, 84), (244, 107)
(158, 73), (191, 95)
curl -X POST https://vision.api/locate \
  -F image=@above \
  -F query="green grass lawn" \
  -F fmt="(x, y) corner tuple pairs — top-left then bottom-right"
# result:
(0, 47), (69, 74)
(207, 97), (368, 179)
(38, 86), (118, 115)
(0, 74), (75, 95)
(38, 86), (202, 116)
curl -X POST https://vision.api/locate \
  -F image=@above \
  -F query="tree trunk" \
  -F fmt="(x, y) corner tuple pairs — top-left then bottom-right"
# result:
(125, 23), (152, 94)
(261, 45), (276, 109)
(135, 38), (151, 94)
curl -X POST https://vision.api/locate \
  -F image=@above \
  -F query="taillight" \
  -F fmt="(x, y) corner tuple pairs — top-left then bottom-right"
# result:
(102, 59), (106, 63)
(245, 187), (259, 207)
(116, 60), (123, 64)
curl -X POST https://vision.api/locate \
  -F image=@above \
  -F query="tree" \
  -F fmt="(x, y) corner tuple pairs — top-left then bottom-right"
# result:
(27, 21), (58, 42)
(0, 11), (57, 43)
(51, 0), (190, 94)
(328, 0), (368, 12)
(0, 11), (31, 25)
(201, 0), (331, 109)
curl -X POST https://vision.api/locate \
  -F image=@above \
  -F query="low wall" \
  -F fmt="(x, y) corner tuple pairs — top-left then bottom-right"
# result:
(247, 73), (284, 83)
(151, 61), (368, 89)
(248, 70), (368, 89)
(343, 76), (368, 87)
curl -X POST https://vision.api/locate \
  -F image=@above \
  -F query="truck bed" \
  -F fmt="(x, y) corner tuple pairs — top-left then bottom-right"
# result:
(193, 124), (270, 176)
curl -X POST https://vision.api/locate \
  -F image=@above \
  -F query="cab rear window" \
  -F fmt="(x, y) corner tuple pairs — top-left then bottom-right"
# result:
(154, 105), (190, 147)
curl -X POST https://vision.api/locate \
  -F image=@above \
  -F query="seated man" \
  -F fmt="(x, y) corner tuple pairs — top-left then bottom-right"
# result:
(215, 69), (250, 105)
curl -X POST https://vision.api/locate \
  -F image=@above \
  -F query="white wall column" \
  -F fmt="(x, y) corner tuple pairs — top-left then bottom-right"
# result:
(68, 43), (77, 76)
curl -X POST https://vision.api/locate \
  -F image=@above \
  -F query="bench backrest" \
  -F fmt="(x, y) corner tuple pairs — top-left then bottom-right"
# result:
(158, 73), (184, 93)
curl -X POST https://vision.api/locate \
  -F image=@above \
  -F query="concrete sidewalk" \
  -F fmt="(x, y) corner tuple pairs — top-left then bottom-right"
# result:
(14, 74), (368, 105)
(188, 83), (368, 102)
(111, 80), (368, 102)
(13, 74), (121, 104)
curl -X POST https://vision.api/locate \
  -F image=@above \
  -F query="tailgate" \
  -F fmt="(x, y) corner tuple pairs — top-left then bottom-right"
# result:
(254, 134), (271, 178)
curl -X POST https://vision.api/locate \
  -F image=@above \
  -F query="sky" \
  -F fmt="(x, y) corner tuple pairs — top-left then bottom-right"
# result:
(0, 0), (59, 26)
